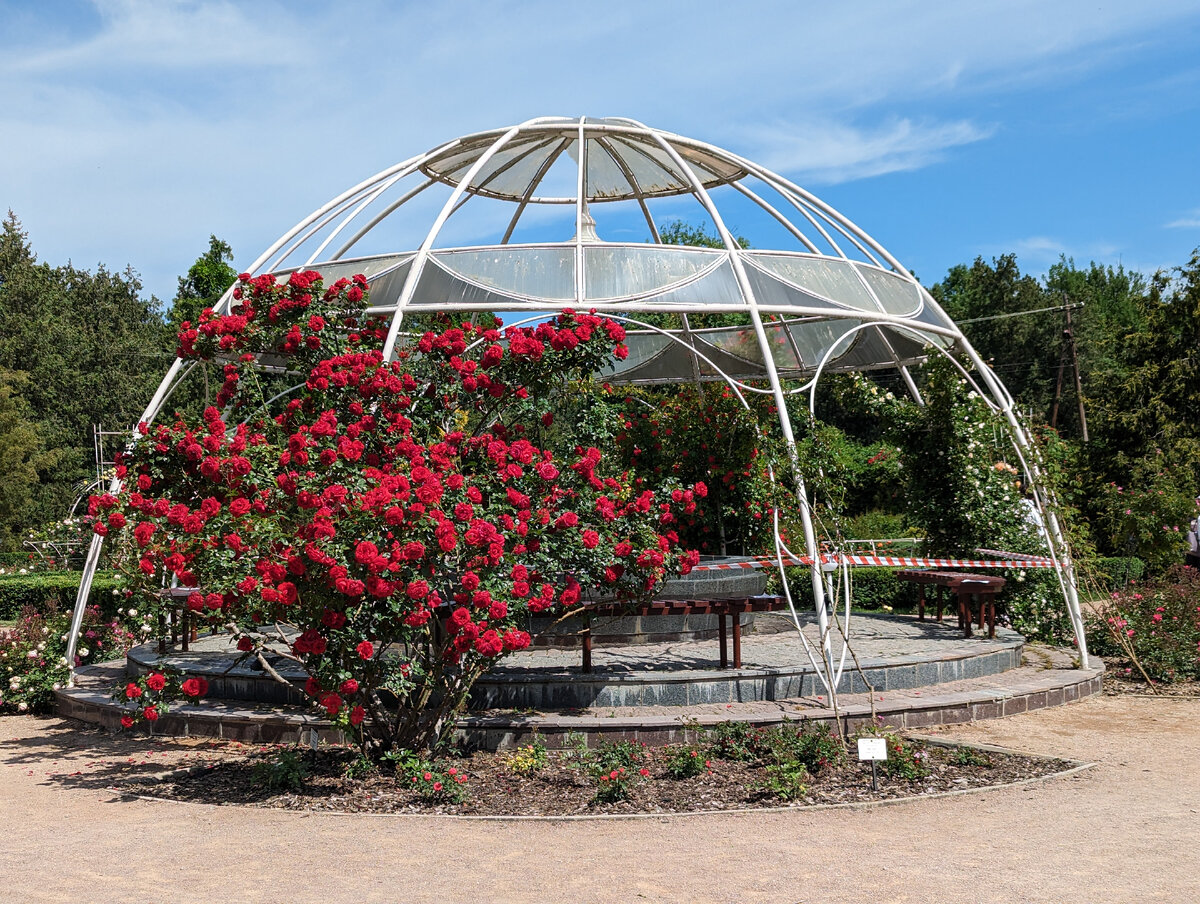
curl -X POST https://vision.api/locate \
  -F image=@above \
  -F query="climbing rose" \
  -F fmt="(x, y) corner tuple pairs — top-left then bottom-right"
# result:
(145, 673), (166, 691)
(181, 677), (209, 698)
(356, 641), (374, 660)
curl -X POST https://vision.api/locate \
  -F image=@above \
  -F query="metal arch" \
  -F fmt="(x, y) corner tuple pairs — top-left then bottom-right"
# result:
(305, 171), (413, 265)
(641, 126), (840, 698)
(727, 180), (821, 254)
(332, 178), (438, 262)
(379, 125), (525, 360)
(501, 136), (573, 245)
(66, 116), (1086, 680)
(803, 318), (1089, 666)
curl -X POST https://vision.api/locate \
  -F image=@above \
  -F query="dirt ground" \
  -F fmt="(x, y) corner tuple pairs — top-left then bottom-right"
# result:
(2, 694), (1198, 904)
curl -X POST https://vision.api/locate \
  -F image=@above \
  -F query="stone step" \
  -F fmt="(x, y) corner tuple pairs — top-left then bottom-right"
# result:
(56, 647), (1103, 750)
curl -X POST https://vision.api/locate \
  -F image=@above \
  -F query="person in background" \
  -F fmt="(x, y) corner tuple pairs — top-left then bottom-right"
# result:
(1186, 518), (1200, 570)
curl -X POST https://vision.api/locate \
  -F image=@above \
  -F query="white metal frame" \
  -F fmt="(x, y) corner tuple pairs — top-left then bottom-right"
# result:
(65, 116), (1089, 687)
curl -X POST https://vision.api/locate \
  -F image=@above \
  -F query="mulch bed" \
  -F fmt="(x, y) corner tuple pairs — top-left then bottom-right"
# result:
(133, 740), (1079, 817)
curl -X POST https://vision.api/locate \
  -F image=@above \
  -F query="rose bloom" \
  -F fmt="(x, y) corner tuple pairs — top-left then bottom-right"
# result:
(143, 705), (159, 722)
(181, 677), (209, 698)
(356, 640), (374, 660)
(146, 672), (166, 692)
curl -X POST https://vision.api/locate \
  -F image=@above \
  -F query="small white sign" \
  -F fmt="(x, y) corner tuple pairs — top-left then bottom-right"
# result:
(857, 737), (888, 761)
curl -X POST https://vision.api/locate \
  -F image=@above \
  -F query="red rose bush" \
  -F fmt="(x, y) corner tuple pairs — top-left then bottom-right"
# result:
(94, 271), (701, 756)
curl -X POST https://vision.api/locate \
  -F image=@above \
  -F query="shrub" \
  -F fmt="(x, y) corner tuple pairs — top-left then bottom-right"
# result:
(755, 761), (810, 800)
(95, 271), (705, 758)
(0, 571), (121, 621)
(1086, 566), (1200, 681)
(1092, 556), (1146, 589)
(1003, 569), (1074, 644)
(705, 720), (762, 762)
(0, 603), (135, 713)
(662, 744), (708, 779)
(503, 737), (549, 776)
(590, 764), (648, 804)
(253, 747), (309, 792)
(591, 739), (647, 772)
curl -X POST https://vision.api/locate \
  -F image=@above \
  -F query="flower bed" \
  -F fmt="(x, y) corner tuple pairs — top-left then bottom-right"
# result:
(125, 721), (1079, 816)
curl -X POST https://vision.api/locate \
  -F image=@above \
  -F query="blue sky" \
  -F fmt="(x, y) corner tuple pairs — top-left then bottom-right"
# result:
(2, 0), (1199, 302)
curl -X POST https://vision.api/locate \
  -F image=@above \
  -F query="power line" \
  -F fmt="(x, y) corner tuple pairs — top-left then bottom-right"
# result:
(958, 301), (1083, 324)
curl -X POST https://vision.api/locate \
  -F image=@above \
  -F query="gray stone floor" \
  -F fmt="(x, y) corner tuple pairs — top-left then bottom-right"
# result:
(131, 611), (1020, 683)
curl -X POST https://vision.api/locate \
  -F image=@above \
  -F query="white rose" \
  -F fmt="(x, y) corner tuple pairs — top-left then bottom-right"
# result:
(17, 702), (27, 712)
(78, 648), (89, 657)
(128, 609), (138, 617)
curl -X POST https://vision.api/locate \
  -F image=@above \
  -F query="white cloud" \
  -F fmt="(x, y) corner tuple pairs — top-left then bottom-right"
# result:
(3, 0), (1199, 298)
(746, 117), (994, 185)
(1165, 210), (1200, 229)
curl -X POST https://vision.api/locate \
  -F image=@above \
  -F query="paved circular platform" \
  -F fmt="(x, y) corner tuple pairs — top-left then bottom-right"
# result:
(121, 612), (1023, 710)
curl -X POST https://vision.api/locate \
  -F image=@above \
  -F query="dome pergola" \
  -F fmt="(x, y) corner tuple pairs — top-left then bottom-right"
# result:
(67, 116), (1090, 683)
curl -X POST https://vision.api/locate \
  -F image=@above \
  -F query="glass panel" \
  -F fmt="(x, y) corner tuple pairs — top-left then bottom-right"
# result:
(743, 264), (841, 313)
(360, 259), (414, 310)
(277, 253), (412, 284)
(432, 247), (575, 300)
(676, 143), (746, 183)
(406, 260), (544, 311)
(646, 260), (743, 308)
(584, 245), (722, 300)
(701, 324), (766, 365)
(746, 254), (879, 311)
(469, 139), (565, 200)
(785, 320), (856, 369)
(855, 265), (923, 317)
(582, 138), (634, 200)
(605, 135), (691, 196)
(910, 288), (957, 344)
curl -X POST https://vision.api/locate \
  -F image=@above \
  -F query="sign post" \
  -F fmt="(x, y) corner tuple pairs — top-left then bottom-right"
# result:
(857, 737), (888, 791)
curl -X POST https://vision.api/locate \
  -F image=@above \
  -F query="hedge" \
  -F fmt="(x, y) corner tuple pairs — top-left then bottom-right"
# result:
(1091, 556), (1146, 589)
(0, 572), (121, 621)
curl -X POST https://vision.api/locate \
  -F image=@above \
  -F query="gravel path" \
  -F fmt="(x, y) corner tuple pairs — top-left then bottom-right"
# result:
(2, 694), (1198, 903)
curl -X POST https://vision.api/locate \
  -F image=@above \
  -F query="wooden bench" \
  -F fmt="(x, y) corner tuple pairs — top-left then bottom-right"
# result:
(895, 571), (1007, 639)
(575, 595), (786, 672)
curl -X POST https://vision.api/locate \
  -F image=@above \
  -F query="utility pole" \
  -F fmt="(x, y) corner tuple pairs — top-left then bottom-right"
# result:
(1049, 302), (1088, 440)
(1065, 305), (1089, 441)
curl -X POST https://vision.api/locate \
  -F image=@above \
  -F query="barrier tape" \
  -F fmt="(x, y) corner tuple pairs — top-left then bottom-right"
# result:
(690, 553), (1056, 572)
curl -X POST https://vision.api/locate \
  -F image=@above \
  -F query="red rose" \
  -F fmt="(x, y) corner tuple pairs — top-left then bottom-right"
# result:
(349, 705), (365, 726)
(339, 678), (359, 695)
(143, 705), (159, 722)
(356, 640), (374, 660)
(125, 683), (143, 699)
(120, 715), (135, 729)
(581, 529), (600, 549)
(146, 672), (166, 691)
(236, 636), (254, 652)
(181, 677), (208, 697)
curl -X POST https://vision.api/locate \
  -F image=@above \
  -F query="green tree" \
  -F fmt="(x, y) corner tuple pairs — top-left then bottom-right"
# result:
(0, 213), (171, 533)
(0, 369), (61, 546)
(168, 235), (237, 331)
(1086, 250), (1200, 510)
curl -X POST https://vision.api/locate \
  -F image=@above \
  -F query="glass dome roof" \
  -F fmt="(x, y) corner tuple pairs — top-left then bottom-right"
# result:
(239, 115), (964, 386)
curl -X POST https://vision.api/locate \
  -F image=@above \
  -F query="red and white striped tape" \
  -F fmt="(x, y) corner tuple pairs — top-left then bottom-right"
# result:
(690, 553), (1056, 572)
